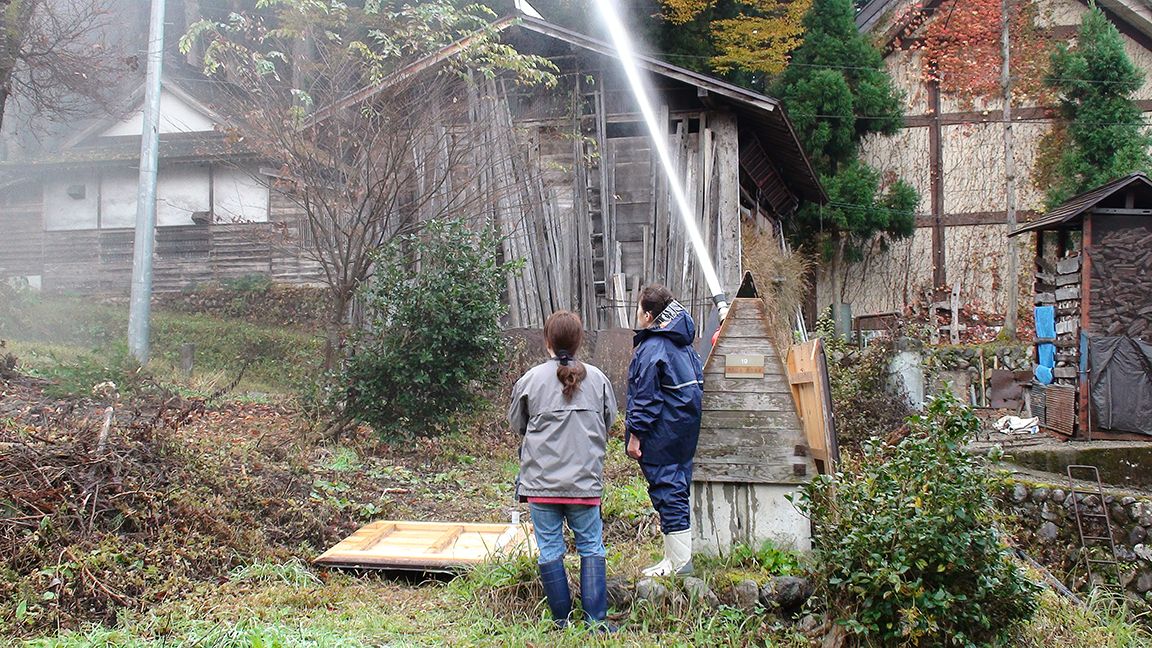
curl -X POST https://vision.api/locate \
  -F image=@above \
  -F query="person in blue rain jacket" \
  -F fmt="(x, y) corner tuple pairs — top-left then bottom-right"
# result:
(625, 284), (704, 576)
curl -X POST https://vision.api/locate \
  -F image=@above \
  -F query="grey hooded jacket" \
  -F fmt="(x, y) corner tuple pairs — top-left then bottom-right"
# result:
(509, 359), (617, 499)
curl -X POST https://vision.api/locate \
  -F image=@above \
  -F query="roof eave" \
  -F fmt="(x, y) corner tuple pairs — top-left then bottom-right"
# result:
(1009, 172), (1152, 236)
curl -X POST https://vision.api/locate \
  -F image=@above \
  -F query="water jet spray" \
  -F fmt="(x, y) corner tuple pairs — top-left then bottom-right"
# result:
(593, 0), (730, 321)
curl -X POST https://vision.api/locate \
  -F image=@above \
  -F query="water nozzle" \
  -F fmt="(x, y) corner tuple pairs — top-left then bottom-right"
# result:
(712, 293), (730, 321)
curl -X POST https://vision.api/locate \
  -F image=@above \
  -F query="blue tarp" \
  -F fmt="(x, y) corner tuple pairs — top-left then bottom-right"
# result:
(1034, 306), (1055, 385)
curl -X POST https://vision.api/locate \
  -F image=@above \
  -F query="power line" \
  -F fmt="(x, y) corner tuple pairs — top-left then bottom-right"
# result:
(648, 49), (1150, 87)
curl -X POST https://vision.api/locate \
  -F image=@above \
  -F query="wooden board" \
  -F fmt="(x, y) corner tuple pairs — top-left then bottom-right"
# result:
(786, 339), (838, 473)
(314, 520), (535, 571)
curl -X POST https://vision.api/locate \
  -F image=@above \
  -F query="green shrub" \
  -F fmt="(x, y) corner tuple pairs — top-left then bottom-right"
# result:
(36, 344), (150, 400)
(342, 219), (518, 437)
(221, 273), (274, 294)
(797, 394), (1040, 647)
(817, 313), (913, 451)
(696, 540), (802, 580)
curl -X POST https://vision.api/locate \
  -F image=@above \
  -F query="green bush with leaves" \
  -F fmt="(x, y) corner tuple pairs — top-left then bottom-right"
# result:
(816, 313), (913, 451)
(343, 219), (517, 437)
(797, 394), (1040, 646)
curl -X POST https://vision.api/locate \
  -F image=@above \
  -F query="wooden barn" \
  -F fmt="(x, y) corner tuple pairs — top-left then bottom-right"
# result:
(0, 12), (824, 331)
(309, 13), (825, 329)
(692, 273), (834, 554)
(1010, 173), (1152, 440)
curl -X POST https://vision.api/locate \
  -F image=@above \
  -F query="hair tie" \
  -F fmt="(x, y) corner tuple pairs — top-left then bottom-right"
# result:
(554, 349), (573, 366)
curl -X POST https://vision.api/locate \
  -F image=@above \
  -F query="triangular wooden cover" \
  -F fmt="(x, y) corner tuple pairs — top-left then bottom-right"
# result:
(698, 297), (816, 484)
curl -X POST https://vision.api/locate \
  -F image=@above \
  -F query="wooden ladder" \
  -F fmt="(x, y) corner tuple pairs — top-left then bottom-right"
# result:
(1066, 464), (1120, 587)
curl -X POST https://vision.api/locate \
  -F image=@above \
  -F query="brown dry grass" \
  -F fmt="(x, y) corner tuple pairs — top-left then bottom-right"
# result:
(740, 220), (813, 356)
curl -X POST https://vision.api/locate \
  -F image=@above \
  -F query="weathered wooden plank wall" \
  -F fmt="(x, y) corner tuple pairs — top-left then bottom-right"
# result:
(697, 297), (815, 483)
(0, 207), (44, 276)
(458, 63), (746, 331)
(1089, 216), (1152, 342)
(6, 219), (322, 294)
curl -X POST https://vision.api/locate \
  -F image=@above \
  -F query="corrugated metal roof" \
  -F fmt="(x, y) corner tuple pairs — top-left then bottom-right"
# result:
(1010, 173), (1152, 236)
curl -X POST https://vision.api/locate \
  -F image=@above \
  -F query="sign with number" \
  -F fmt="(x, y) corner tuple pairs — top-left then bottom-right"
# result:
(725, 353), (765, 379)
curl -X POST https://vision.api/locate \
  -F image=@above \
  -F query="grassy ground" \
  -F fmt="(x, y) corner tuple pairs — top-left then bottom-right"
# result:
(22, 561), (809, 647)
(1, 293), (322, 397)
(22, 563), (1152, 647)
(4, 295), (1151, 647)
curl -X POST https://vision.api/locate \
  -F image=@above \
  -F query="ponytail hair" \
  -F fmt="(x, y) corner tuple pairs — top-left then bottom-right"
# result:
(544, 310), (587, 401)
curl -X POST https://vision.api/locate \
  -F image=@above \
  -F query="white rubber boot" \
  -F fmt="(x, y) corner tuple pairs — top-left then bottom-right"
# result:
(641, 529), (694, 577)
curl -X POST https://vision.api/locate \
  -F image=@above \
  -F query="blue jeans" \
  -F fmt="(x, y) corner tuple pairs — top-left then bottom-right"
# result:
(529, 503), (606, 564)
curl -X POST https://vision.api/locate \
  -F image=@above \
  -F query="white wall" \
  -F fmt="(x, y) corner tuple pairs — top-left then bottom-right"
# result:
(42, 164), (269, 230)
(100, 168), (140, 228)
(101, 88), (216, 137)
(212, 167), (268, 224)
(43, 170), (98, 230)
(692, 481), (812, 555)
(157, 166), (210, 226)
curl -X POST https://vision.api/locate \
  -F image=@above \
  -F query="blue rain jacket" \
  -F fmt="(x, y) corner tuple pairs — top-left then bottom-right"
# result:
(625, 302), (704, 466)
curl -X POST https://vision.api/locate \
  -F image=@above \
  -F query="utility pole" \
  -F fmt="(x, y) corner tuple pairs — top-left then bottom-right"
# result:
(127, 0), (166, 364)
(1002, 0), (1019, 339)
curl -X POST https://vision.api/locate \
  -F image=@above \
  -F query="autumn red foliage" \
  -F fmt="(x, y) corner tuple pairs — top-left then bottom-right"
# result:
(895, 0), (1054, 104)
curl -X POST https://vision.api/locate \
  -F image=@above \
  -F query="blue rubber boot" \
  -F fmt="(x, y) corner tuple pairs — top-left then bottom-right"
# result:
(580, 555), (618, 632)
(538, 558), (571, 628)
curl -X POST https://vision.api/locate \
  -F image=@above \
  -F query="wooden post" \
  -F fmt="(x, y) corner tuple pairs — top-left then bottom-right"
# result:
(950, 284), (961, 344)
(1078, 213), (1093, 439)
(180, 343), (195, 376)
(928, 76), (947, 291)
(1002, 0), (1019, 338)
(613, 272), (629, 328)
(713, 111), (742, 297)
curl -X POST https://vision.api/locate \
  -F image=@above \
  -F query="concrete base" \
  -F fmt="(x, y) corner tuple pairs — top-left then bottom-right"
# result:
(691, 481), (812, 555)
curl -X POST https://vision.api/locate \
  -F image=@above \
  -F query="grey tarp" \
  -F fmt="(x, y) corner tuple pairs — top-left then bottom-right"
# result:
(1089, 336), (1152, 436)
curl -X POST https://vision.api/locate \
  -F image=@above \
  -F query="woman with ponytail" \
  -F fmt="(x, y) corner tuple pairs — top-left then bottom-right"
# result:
(508, 310), (618, 631)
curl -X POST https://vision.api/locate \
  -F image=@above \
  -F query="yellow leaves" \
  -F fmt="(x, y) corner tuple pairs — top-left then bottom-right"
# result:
(660, 0), (718, 25)
(659, 0), (812, 76)
(711, 1), (812, 75)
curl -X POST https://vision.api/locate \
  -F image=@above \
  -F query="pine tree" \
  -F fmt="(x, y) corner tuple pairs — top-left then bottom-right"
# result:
(1045, 6), (1152, 206)
(772, 0), (917, 291)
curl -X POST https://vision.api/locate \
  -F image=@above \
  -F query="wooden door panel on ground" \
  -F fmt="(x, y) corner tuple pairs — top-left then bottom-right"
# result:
(315, 520), (535, 571)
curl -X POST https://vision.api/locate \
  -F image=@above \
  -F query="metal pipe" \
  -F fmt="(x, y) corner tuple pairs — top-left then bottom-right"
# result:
(711, 293), (729, 321)
(127, 0), (167, 364)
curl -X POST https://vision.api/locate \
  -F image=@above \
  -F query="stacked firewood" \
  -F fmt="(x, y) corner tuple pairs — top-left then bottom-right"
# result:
(1091, 226), (1152, 343)
(1035, 254), (1081, 385)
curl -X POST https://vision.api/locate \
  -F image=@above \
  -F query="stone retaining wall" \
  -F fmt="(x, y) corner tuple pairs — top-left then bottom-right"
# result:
(999, 478), (1152, 602)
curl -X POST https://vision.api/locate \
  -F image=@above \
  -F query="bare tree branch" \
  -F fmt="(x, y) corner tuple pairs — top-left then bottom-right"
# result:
(182, 1), (556, 366)
(0, 0), (127, 135)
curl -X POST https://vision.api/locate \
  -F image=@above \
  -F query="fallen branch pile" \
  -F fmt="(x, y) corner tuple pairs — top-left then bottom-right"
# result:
(0, 374), (352, 636)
